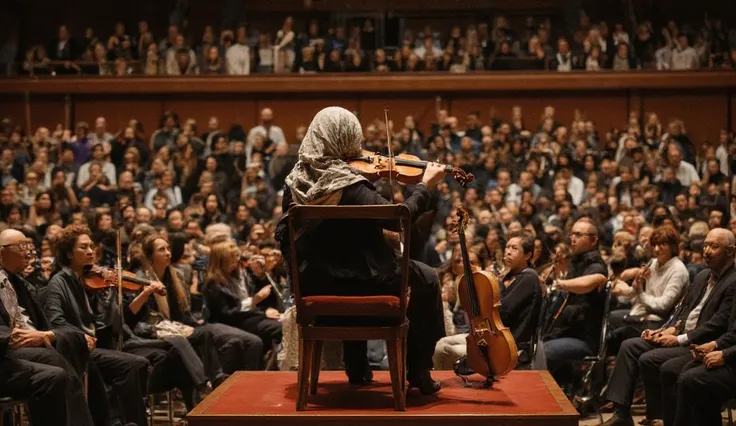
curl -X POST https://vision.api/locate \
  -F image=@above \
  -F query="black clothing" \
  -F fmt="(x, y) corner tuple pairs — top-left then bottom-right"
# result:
(132, 267), (257, 374)
(668, 266), (736, 343)
(3, 271), (90, 377)
(605, 264), (736, 420)
(276, 181), (445, 375)
(544, 250), (608, 351)
(202, 275), (283, 369)
(44, 267), (151, 426)
(0, 355), (71, 426)
(672, 283), (736, 426)
(676, 361), (736, 426)
(500, 268), (542, 347)
(0, 278), (93, 426)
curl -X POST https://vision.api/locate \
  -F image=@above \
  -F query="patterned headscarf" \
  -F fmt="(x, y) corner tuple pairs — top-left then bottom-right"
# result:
(285, 106), (367, 205)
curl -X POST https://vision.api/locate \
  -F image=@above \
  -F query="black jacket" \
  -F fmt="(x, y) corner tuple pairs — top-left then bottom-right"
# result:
(276, 180), (432, 297)
(2, 270), (89, 375)
(203, 275), (267, 327)
(500, 268), (542, 347)
(669, 264), (736, 345)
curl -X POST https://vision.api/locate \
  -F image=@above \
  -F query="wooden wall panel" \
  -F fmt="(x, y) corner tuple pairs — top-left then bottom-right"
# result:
(448, 93), (628, 137)
(642, 90), (730, 146)
(73, 97), (164, 133)
(1, 72), (734, 150)
(252, 99), (360, 141)
(0, 99), (25, 129)
(358, 98), (436, 134)
(28, 98), (66, 130)
(162, 97), (257, 133)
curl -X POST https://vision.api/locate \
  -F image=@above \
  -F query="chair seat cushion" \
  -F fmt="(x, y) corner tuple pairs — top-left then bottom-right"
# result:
(299, 295), (401, 318)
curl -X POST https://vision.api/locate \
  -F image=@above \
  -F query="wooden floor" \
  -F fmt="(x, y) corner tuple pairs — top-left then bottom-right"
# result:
(188, 370), (579, 426)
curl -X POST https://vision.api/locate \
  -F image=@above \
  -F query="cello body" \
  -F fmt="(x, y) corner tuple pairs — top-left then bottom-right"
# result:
(458, 269), (518, 377)
(454, 207), (518, 379)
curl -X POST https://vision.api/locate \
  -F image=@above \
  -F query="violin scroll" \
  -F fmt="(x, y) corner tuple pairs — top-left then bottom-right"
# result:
(450, 168), (475, 187)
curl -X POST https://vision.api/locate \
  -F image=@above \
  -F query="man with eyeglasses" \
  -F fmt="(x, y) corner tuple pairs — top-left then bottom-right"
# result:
(599, 228), (736, 426)
(0, 229), (93, 426)
(542, 219), (608, 386)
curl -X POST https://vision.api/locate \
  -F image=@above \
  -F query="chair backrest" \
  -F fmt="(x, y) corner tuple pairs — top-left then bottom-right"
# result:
(286, 204), (412, 319)
(596, 281), (614, 359)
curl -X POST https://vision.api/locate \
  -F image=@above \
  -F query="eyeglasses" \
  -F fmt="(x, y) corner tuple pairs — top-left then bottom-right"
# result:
(570, 232), (596, 239)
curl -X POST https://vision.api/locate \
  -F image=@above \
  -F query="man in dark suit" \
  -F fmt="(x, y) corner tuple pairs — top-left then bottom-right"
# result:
(600, 228), (736, 426)
(0, 229), (93, 426)
(673, 229), (736, 426)
(47, 24), (78, 61)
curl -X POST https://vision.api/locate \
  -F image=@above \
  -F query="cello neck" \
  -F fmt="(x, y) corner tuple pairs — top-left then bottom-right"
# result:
(457, 211), (480, 316)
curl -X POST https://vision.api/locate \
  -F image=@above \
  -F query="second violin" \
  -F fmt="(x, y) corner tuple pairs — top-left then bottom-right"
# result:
(83, 265), (166, 295)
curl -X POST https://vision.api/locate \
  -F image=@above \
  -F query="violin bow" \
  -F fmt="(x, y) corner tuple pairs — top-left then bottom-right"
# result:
(383, 106), (405, 253)
(116, 229), (124, 352)
(383, 106), (395, 204)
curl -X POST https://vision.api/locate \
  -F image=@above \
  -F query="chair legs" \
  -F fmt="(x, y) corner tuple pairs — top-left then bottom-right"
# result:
(148, 391), (175, 426)
(297, 335), (407, 412)
(309, 341), (323, 395)
(386, 338), (407, 411)
(296, 338), (314, 411)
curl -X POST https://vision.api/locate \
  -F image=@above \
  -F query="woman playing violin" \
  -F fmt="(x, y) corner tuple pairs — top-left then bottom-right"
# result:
(275, 106), (447, 394)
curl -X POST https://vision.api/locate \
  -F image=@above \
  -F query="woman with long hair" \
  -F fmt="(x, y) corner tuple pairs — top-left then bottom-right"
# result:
(133, 233), (261, 374)
(203, 239), (283, 369)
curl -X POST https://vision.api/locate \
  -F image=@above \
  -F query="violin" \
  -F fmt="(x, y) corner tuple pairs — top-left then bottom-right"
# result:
(348, 149), (474, 187)
(452, 207), (517, 380)
(83, 265), (166, 295)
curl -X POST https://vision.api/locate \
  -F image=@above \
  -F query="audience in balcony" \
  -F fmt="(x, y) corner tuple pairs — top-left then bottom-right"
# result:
(8, 9), (734, 77)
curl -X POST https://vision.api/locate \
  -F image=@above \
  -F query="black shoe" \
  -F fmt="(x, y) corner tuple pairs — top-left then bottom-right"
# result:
(408, 370), (441, 395)
(348, 369), (373, 385)
(599, 413), (634, 426)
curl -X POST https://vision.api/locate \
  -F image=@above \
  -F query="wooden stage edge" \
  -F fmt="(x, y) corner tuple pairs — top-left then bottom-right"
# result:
(187, 370), (579, 426)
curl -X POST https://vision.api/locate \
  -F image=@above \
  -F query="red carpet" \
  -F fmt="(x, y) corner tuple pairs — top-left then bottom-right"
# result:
(189, 370), (577, 426)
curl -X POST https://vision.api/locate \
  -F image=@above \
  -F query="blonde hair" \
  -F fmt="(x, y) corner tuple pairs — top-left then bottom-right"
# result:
(204, 240), (237, 291)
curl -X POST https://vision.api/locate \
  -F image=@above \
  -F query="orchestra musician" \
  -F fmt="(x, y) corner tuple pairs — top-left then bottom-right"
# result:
(275, 106), (446, 394)
(600, 228), (736, 426)
(0, 229), (94, 426)
(135, 233), (261, 377)
(203, 239), (283, 370)
(433, 231), (542, 369)
(43, 225), (151, 426)
(542, 218), (608, 385)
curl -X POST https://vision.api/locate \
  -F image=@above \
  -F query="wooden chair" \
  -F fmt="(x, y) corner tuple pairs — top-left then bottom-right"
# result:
(287, 204), (412, 412)
(0, 397), (24, 426)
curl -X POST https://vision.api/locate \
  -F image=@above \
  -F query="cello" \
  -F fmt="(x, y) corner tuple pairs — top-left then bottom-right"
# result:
(453, 207), (517, 383)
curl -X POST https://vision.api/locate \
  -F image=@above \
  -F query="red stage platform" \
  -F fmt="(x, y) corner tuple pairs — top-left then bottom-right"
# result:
(188, 370), (578, 426)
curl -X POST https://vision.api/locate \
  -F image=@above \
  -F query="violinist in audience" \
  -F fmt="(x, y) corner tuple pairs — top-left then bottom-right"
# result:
(44, 225), (150, 426)
(203, 239), (283, 370)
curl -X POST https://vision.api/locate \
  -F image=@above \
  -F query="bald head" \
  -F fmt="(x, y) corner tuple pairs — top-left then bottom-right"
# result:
(570, 219), (599, 255)
(0, 229), (26, 247)
(0, 229), (29, 273)
(261, 108), (274, 124)
(704, 228), (736, 271)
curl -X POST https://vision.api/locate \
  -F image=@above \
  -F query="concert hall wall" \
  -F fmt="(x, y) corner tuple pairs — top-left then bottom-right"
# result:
(0, 71), (734, 148)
